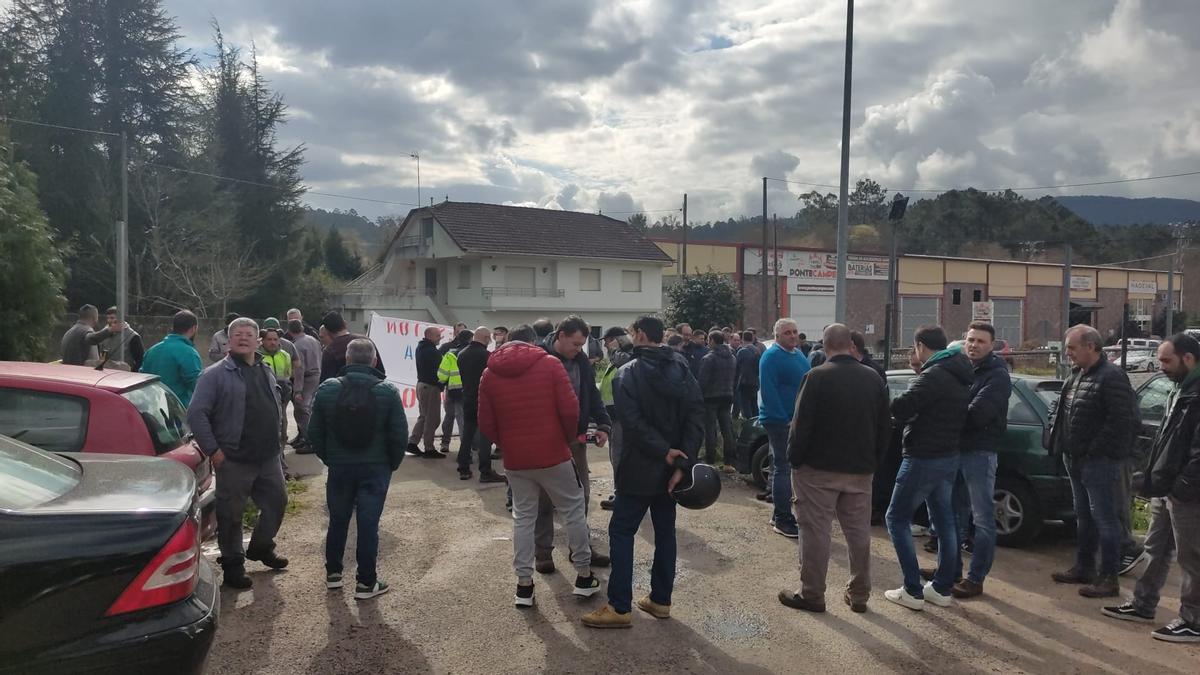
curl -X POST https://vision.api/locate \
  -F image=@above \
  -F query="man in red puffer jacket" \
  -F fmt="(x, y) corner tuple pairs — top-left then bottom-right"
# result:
(478, 324), (601, 609)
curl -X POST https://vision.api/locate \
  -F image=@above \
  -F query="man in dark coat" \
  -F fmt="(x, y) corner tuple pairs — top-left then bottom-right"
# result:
(320, 311), (385, 382)
(698, 330), (736, 469)
(1047, 324), (1137, 599)
(850, 331), (887, 383)
(409, 326), (446, 458)
(536, 316), (613, 570)
(456, 327), (505, 482)
(61, 304), (124, 366)
(582, 315), (704, 629)
(883, 325), (974, 611)
(734, 330), (761, 422)
(1101, 334), (1200, 642)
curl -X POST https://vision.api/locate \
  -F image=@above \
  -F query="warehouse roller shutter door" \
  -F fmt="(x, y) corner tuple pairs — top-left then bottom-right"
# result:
(992, 299), (1023, 345)
(900, 297), (940, 345)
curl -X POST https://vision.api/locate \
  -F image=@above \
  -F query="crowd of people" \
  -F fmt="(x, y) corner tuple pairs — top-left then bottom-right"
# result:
(55, 304), (1199, 643)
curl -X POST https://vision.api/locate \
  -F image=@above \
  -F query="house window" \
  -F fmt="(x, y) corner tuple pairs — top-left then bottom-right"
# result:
(973, 290), (982, 302)
(458, 264), (471, 289)
(621, 270), (642, 292)
(952, 289), (962, 306)
(420, 217), (434, 238)
(580, 268), (601, 291)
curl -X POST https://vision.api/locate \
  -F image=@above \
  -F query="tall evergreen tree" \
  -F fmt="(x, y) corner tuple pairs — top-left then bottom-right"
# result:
(323, 227), (364, 280)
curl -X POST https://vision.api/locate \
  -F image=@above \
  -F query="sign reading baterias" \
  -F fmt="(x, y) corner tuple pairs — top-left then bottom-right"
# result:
(743, 248), (890, 283)
(366, 313), (453, 425)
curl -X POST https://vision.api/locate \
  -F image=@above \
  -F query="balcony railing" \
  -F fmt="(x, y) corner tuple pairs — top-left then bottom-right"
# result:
(394, 235), (429, 249)
(481, 287), (565, 299)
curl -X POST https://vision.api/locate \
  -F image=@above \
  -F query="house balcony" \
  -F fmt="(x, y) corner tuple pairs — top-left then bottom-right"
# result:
(481, 287), (566, 299)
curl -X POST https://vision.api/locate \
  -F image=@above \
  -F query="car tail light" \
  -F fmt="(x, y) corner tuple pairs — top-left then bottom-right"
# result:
(105, 517), (200, 617)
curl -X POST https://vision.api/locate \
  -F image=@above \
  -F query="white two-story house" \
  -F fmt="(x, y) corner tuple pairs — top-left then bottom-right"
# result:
(333, 201), (675, 336)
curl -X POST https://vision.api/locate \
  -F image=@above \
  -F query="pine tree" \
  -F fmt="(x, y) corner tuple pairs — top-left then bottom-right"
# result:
(323, 227), (364, 280)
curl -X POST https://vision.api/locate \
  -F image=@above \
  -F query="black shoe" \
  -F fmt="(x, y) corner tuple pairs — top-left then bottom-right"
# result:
(422, 450), (446, 459)
(961, 539), (974, 555)
(246, 549), (289, 570)
(778, 590), (825, 613)
(535, 558), (556, 574)
(406, 443), (422, 456)
(844, 591), (867, 613)
(755, 491), (771, 501)
(573, 574), (602, 598)
(1102, 602), (1155, 623)
(924, 538), (939, 553)
(1119, 549), (1148, 576)
(288, 435), (303, 446)
(515, 583), (535, 608)
(600, 497), (615, 511)
(223, 569), (253, 590)
(591, 552), (611, 567)
(459, 468), (472, 480)
(1152, 619), (1200, 643)
(479, 471), (507, 484)
(293, 445), (316, 455)
(1079, 574), (1120, 598)
(773, 522), (799, 539)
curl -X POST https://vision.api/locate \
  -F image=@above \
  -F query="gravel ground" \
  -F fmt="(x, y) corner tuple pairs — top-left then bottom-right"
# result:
(206, 443), (1196, 674)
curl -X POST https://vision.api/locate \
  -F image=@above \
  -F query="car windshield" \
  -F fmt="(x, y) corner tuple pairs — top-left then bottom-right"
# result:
(0, 435), (81, 510)
(122, 382), (189, 454)
(1030, 380), (1064, 408)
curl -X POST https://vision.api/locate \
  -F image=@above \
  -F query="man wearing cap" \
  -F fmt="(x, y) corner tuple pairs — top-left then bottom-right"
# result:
(599, 326), (634, 510)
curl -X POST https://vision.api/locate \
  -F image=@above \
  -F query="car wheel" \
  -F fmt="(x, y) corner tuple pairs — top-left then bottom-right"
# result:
(751, 442), (771, 490)
(994, 477), (1043, 548)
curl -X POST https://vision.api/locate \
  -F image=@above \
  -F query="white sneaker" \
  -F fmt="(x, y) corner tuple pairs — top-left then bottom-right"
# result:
(884, 587), (924, 611)
(923, 581), (953, 607)
(910, 525), (930, 537)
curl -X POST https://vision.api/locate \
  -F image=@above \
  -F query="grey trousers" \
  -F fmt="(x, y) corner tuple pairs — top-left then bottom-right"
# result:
(292, 373), (319, 440)
(215, 454), (288, 570)
(536, 442), (591, 558)
(439, 395), (465, 450)
(1132, 497), (1200, 624)
(791, 466), (873, 604)
(509, 459), (591, 581)
(410, 383), (442, 451)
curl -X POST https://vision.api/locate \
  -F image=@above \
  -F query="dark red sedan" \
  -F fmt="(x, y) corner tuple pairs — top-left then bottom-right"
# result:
(0, 362), (215, 539)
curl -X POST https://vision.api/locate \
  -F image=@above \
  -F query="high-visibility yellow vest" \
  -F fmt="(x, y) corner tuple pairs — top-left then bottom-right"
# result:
(438, 350), (462, 390)
(259, 349), (292, 379)
(599, 361), (618, 406)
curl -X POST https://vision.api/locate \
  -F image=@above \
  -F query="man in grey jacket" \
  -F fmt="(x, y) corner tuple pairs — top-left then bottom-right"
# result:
(61, 304), (125, 365)
(287, 319), (323, 451)
(187, 317), (289, 591)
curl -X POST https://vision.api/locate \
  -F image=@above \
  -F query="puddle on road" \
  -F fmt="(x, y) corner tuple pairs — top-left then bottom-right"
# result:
(701, 610), (769, 642)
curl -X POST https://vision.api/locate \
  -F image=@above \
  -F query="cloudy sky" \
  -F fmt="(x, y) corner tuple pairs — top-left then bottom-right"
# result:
(163, 0), (1200, 223)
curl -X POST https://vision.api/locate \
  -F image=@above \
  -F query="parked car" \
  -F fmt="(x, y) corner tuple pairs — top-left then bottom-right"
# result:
(993, 339), (1014, 368)
(0, 434), (218, 674)
(0, 362), (215, 539)
(1104, 347), (1160, 372)
(735, 371), (1071, 547)
(1134, 373), (1172, 459)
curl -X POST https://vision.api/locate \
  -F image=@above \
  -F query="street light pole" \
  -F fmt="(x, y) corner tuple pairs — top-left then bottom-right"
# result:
(834, 0), (854, 323)
(116, 131), (128, 365)
(410, 153), (421, 208)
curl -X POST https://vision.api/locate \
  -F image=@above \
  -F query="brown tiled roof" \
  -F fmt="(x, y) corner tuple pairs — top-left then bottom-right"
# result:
(396, 201), (674, 263)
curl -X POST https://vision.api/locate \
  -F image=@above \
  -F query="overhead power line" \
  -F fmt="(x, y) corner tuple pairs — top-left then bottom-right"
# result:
(1, 115), (121, 137)
(766, 170), (1200, 194)
(144, 162), (420, 207)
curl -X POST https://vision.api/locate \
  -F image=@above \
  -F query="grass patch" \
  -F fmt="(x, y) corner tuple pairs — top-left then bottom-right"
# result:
(1015, 366), (1058, 377)
(1131, 498), (1151, 533)
(243, 477), (308, 529)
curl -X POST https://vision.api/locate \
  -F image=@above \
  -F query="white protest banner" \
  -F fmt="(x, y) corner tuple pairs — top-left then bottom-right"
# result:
(366, 313), (453, 426)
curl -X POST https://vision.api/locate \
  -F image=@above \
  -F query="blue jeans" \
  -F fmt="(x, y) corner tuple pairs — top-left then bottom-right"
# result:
(607, 492), (677, 614)
(735, 386), (757, 420)
(1065, 455), (1122, 577)
(325, 463), (392, 586)
(955, 451), (998, 584)
(764, 422), (795, 527)
(886, 455), (960, 597)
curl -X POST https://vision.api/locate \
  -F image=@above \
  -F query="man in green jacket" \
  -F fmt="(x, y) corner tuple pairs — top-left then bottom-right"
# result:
(308, 338), (408, 600)
(140, 310), (203, 407)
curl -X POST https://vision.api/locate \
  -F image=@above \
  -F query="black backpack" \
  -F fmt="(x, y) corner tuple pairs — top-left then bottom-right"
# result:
(333, 376), (380, 450)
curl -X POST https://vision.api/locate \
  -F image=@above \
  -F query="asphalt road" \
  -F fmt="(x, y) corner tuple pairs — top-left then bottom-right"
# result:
(206, 442), (1195, 675)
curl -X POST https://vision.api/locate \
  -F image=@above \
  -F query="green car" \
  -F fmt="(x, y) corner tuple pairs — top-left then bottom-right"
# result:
(734, 372), (1070, 547)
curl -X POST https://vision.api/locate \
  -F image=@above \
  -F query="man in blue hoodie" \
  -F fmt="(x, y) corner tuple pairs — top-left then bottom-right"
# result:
(759, 318), (811, 538)
(884, 325), (974, 611)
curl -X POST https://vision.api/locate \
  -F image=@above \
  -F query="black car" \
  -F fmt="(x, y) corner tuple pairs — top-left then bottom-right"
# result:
(0, 435), (218, 675)
(735, 371), (1071, 547)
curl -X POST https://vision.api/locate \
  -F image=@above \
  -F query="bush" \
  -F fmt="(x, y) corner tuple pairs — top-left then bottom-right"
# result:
(666, 271), (743, 330)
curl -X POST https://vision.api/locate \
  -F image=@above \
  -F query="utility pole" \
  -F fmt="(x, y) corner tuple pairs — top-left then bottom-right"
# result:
(773, 214), (780, 321)
(410, 153), (421, 207)
(885, 193), (907, 368)
(1059, 243), (1073, 379)
(762, 177), (768, 329)
(1165, 237), (1177, 336)
(682, 193), (688, 278)
(116, 131), (128, 365)
(833, 0), (854, 323)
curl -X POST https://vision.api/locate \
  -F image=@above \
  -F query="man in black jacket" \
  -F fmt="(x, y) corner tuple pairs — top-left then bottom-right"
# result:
(850, 330), (887, 383)
(409, 326), (446, 458)
(456, 327), (505, 482)
(946, 322), (1012, 599)
(779, 324), (891, 614)
(1102, 334), (1200, 642)
(1047, 324), (1136, 599)
(733, 330), (761, 422)
(698, 331), (737, 469)
(582, 315), (704, 629)
(535, 316), (614, 571)
(883, 325), (974, 612)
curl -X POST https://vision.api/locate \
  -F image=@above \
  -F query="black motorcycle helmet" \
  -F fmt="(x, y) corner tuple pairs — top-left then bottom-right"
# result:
(670, 460), (721, 510)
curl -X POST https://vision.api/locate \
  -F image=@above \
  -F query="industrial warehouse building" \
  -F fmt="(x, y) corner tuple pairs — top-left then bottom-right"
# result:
(655, 240), (1183, 349)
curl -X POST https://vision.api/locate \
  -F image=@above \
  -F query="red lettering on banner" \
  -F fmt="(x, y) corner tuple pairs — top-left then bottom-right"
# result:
(401, 386), (417, 408)
(386, 320), (398, 334)
(398, 321), (410, 336)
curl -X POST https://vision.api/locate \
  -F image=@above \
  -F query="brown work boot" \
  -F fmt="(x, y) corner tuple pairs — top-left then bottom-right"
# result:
(952, 579), (984, 599)
(778, 590), (826, 613)
(581, 604), (633, 629)
(1079, 575), (1120, 598)
(1051, 566), (1095, 584)
(636, 596), (671, 619)
(843, 591), (867, 613)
